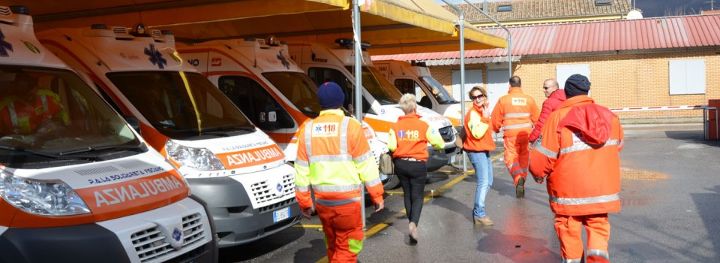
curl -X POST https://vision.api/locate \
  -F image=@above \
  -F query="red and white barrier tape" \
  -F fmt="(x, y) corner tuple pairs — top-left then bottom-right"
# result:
(610, 105), (709, 112)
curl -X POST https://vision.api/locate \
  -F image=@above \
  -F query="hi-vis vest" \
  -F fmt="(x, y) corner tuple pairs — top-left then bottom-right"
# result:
(491, 87), (539, 137)
(463, 107), (496, 152)
(294, 109), (383, 209)
(0, 89), (69, 134)
(529, 96), (623, 216)
(387, 113), (444, 161)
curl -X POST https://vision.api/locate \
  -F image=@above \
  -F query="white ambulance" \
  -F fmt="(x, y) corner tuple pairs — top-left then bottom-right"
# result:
(0, 6), (215, 262)
(374, 60), (463, 129)
(177, 37), (395, 188)
(288, 41), (458, 172)
(38, 25), (299, 247)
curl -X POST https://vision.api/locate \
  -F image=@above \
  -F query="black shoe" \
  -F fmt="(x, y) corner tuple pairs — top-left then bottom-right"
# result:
(408, 234), (418, 245)
(515, 177), (525, 198)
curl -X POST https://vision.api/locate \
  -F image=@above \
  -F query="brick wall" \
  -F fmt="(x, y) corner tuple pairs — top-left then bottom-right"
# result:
(430, 50), (720, 124)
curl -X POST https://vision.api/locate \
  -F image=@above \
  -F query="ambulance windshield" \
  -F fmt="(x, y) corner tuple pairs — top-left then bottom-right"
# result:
(0, 66), (142, 167)
(262, 72), (322, 118)
(107, 71), (255, 139)
(420, 76), (458, 104)
(346, 66), (402, 105)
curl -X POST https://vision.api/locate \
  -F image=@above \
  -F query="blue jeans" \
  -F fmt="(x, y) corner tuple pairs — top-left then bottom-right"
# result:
(468, 151), (494, 218)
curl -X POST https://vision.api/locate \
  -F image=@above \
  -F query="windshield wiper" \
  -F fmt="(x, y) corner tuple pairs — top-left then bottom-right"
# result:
(201, 126), (255, 136)
(57, 142), (147, 156)
(0, 145), (63, 160)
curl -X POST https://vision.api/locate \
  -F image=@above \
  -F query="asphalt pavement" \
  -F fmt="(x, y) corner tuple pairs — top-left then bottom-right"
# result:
(219, 124), (720, 263)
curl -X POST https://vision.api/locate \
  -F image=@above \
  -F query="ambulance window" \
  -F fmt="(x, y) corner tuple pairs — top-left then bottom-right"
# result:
(0, 66), (143, 168)
(307, 67), (373, 114)
(107, 71), (254, 139)
(395, 79), (431, 108)
(218, 76), (294, 130)
(262, 72), (322, 118)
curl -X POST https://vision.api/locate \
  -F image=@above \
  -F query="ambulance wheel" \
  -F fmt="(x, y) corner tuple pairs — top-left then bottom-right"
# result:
(383, 174), (400, 190)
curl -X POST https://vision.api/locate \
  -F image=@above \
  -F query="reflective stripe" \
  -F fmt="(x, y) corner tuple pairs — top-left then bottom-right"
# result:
(353, 151), (373, 163)
(503, 122), (532, 130)
(305, 120), (313, 157)
(296, 185), (310, 192)
(340, 117), (350, 154)
(550, 193), (620, 205)
(315, 197), (361, 206)
(535, 144), (558, 159)
(562, 259), (582, 263)
(309, 154), (353, 163)
(295, 159), (308, 167)
(560, 136), (622, 155)
(364, 177), (382, 187)
(40, 95), (48, 113)
(8, 101), (17, 127)
(587, 249), (610, 259)
(504, 112), (530, 118)
(508, 162), (520, 169)
(313, 184), (362, 192)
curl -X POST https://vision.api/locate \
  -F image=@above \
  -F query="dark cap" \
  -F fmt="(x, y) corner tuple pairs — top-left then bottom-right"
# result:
(318, 82), (345, 109)
(564, 74), (591, 98)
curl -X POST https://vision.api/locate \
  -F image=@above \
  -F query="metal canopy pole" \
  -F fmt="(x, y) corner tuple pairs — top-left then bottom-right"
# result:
(441, 0), (466, 173)
(463, 0), (513, 77)
(353, 0), (366, 230)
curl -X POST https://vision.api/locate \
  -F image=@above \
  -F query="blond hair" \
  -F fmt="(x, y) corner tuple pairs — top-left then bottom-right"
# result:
(398, 93), (417, 114)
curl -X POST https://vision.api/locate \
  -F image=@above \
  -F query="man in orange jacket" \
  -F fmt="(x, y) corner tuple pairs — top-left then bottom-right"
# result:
(491, 76), (539, 198)
(529, 74), (623, 263)
(295, 82), (384, 262)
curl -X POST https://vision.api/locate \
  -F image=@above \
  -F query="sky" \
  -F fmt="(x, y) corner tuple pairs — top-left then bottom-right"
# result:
(438, 0), (714, 17)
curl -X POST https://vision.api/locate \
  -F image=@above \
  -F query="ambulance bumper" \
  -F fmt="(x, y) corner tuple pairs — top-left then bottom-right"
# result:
(427, 145), (459, 172)
(188, 177), (301, 248)
(0, 197), (216, 263)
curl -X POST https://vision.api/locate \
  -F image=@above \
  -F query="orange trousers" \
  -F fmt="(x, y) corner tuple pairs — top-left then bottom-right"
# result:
(503, 135), (529, 185)
(554, 214), (611, 263)
(317, 201), (364, 263)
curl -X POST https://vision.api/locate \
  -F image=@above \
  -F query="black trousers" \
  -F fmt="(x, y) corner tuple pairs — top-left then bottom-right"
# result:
(393, 159), (427, 225)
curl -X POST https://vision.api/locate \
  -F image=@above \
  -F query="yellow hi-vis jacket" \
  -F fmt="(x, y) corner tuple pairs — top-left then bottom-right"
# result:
(294, 109), (384, 209)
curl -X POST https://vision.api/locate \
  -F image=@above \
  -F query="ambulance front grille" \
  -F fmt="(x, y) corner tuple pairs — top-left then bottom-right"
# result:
(131, 213), (205, 263)
(250, 173), (295, 206)
(439, 126), (455, 143)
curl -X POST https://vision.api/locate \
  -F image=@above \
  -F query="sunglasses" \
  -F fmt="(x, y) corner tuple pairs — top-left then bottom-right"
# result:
(470, 94), (485, 100)
(543, 86), (553, 90)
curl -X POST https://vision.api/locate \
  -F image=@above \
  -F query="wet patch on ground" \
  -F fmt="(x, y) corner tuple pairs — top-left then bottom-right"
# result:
(621, 167), (668, 180)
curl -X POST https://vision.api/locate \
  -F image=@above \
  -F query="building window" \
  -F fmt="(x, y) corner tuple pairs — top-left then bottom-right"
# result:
(669, 60), (705, 95)
(595, 0), (612, 6)
(556, 64), (590, 89)
(497, 5), (512, 12)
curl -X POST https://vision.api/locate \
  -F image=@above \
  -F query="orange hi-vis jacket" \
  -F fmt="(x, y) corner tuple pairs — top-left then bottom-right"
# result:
(463, 106), (496, 152)
(387, 113), (445, 161)
(294, 109), (384, 209)
(0, 89), (69, 134)
(529, 95), (623, 216)
(491, 87), (539, 137)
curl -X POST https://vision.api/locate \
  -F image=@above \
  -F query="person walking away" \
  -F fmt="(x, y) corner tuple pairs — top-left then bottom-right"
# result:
(529, 78), (566, 144)
(490, 76), (539, 198)
(529, 74), (623, 263)
(295, 82), (385, 262)
(387, 94), (444, 244)
(463, 86), (496, 226)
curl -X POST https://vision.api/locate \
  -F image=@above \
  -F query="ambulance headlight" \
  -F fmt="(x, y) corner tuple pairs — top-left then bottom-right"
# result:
(166, 140), (225, 171)
(0, 172), (90, 216)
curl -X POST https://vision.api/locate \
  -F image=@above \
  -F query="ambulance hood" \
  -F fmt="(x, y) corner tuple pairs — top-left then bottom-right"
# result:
(2, 150), (188, 226)
(168, 129), (286, 177)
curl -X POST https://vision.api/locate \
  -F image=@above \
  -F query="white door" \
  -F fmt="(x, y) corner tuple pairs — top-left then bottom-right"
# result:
(452, 69), (483, 102)
(487, 69), (509, 114)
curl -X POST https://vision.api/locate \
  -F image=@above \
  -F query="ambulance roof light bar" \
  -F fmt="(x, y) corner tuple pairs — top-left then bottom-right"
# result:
(9, 5), (29, 15)
(335, 38), (370, 50)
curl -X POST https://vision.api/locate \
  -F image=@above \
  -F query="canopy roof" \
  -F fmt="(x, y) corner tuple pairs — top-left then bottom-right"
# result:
(10, 0), (506, 55)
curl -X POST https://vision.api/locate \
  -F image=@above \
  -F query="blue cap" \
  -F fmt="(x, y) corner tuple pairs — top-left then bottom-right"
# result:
(318, 82), (345, 109)
(564, 74), (591, 98)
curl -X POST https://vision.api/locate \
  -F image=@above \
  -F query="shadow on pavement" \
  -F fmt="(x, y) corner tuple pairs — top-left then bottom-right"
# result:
(219, 226), (307, 262)
(476, 228), (560, 262)
(293, 238), (327, 263)
(665, 130), (720, 147)
(691, 185), (720, 261)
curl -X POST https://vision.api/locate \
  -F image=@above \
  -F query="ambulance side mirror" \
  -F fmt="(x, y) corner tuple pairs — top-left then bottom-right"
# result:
(125, 116), (141, 135)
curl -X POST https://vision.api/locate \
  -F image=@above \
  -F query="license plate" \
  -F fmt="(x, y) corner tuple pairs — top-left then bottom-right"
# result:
(273, 207), (290, 223)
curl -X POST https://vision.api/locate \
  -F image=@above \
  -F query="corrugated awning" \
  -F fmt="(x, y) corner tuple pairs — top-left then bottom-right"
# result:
(373, 14), (720, 64)
(25, 0), (506, 55)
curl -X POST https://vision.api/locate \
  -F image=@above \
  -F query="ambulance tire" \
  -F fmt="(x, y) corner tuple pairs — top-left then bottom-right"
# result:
(383, 173), (400, 190)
